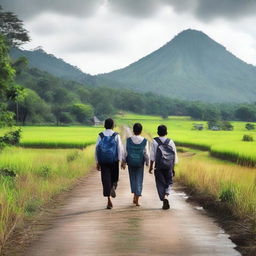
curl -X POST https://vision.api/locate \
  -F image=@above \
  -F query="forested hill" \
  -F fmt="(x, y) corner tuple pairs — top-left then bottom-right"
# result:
(10, 47), (94, 85)
(96, 29), (256, 103)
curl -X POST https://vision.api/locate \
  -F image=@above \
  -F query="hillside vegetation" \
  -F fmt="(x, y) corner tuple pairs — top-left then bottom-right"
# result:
(97, 29), (256, 102)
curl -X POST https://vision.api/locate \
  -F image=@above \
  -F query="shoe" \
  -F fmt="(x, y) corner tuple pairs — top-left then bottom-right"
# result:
(162, 199), (170, 210)
(110, 186), (116, 198)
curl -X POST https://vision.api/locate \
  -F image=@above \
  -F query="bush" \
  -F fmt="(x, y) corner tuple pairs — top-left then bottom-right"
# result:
(0, 128), (22, 145)
(245, 123), (255, 130)
(242, 134), (254, 142)
(221, 121), (233, 131)
(37, 165), (51, 178)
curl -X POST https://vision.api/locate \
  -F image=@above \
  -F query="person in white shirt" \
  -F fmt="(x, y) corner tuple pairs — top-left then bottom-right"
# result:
(121, 123), (149, 206)
(149, 125), (178, 210)
(95, 118), (123, 209)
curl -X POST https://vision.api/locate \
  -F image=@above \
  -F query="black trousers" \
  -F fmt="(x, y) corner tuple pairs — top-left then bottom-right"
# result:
(100, 161), (119, 197)
(154, 168), (173, 201)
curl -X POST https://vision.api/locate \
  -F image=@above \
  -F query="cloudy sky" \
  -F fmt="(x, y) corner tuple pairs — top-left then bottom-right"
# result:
(1, 0), (256, 75)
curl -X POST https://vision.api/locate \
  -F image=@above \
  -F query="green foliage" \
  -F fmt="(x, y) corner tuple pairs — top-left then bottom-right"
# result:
(207, 120), (233, 131)
(235, 106), (256, 122)
(37, 165), (51, 179)
(245, 123), (255, 130)
(0, 6), (30, 46)
(242, 135), (253, 142)
(71, 103), (94, 124)
(219, 183), (239, 204)
(0, 128), (22, 145)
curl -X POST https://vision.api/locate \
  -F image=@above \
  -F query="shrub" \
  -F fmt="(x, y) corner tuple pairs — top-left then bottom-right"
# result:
(67, 150), (80, 162)
(219, 183), (239, 204)
(0, 128), (22, 145)
(242, 134), (253, 142)
(245, 123), (255, 130)
(37, 165), (51, 178)
(221, 121), (233, 131)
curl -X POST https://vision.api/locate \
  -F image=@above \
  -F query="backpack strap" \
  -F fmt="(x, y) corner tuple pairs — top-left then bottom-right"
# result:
(164, 138), (170, 145)
(142, 138), (147, 147)
(111, 132), (118, 138)
(99, 132), (104, 139)
(154, 137), (162, 146)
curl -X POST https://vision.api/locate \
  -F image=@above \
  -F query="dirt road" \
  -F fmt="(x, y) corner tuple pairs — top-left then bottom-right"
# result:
(23, 166), (240, 256)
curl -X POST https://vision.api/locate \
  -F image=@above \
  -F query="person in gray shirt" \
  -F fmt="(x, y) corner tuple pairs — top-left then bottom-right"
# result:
(149, 125), (178, 210)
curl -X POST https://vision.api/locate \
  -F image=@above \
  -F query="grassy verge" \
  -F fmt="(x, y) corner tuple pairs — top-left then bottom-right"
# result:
(176, 150), (256, 254)
(0, 146), (95, 254)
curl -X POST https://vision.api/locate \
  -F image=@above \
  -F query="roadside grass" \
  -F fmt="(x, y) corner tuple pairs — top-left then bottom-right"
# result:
(0, 146), (95, 254)
(117, 113), (256, 166)
(176, 151), (256, 229)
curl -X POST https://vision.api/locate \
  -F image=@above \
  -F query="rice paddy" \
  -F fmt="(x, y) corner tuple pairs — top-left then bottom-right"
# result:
(1, 126), (102, 148)
(117, 113), (256, 166)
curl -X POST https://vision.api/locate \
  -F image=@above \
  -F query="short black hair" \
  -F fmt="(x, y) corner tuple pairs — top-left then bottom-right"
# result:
(104, 118), (114, 129)
(133, 123), (142, 135)
(157, 125), (167, 136)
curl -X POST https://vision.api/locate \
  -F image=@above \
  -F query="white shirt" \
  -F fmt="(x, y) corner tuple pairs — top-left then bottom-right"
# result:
(123, 135), (150, 166)
(95, 129), (124, 163)
(150, 136), (178, 164)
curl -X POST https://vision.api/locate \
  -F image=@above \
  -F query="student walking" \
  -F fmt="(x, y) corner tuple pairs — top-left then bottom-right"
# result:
(122, 123), (149, 206)
(149, 125), (178, 210)
(95, 118), (123, 209)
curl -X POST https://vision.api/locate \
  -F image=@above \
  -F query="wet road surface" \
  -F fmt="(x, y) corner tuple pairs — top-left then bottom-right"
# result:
(24, 167), (240, 256)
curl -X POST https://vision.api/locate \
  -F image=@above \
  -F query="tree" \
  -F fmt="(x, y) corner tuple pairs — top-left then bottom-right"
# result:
(0, 35), (16, 127)
(0, 5), (30, 46)
(235, 106), (255, 122)
(71, 103), (94, 124)
(17, 89), (51, 125)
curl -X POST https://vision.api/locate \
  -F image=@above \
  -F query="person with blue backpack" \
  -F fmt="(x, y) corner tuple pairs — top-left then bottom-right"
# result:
(149, 125), (178, 210)
(121, 123), (149, 206)
(95, 118), (124, 209)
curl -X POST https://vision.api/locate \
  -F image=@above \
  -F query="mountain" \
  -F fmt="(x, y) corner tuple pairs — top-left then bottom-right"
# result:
(96, 29), (256, 102)
(10, 47), (94, 85)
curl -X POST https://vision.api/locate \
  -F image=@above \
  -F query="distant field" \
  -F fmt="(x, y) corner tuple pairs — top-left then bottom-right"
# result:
(1, 126), (102, 148)
(117, 113), (256, 166)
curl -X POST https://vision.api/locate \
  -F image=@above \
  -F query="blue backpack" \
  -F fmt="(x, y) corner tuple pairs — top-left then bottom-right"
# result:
(96, 132), (118, 164)
(126, 137), (147, 168)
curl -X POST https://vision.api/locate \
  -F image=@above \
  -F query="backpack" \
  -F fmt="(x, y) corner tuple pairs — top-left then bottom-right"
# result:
(154, 137), (175, 171)
(96, 132), (118, 164)
(126, 137), (147, 168)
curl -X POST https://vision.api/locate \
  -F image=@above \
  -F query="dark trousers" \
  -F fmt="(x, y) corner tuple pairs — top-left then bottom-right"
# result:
(100, 161), (119, 197)
(154, 168), (173, 201)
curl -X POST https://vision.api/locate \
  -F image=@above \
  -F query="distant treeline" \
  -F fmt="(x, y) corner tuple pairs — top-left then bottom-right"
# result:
(9, 58), (256, 125)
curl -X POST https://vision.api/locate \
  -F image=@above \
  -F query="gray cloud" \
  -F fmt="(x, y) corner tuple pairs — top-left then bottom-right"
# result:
(0, 0), (102, 20)
(1, 0), (256, 22)
(196, 0), (256, 20)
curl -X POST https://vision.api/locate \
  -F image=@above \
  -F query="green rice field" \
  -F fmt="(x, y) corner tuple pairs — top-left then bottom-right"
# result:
(1, 126), (102, 148)
(117, 113), (256, 166)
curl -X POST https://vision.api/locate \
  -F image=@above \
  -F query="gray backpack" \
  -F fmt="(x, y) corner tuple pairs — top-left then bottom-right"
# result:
(154, 137), (175, 171)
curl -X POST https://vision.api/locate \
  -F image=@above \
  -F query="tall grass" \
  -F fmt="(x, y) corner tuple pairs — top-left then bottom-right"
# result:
(0, 146), (95, 253)
(176, 153), (256, 225)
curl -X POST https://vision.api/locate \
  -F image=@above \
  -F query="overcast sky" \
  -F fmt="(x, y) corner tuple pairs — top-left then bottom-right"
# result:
(1, 0), (256, 75)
